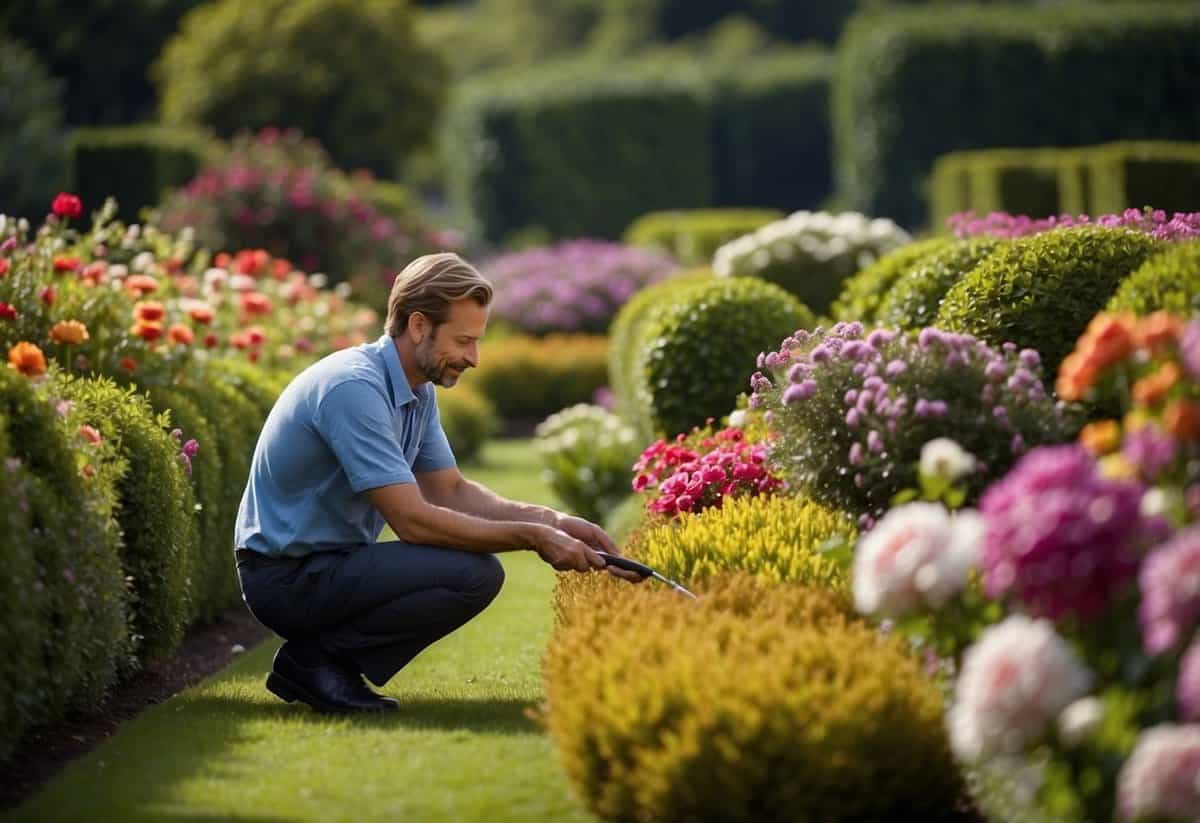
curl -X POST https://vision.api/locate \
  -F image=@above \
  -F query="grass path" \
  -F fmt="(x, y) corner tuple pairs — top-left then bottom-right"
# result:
(7, 440), (595, 823)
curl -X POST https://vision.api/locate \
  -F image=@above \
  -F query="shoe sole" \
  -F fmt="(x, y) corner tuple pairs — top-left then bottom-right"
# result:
(266, 671), (384, 715)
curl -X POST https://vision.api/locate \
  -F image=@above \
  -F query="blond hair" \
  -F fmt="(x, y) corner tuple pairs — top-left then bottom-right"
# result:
(384, 253), (493, 337)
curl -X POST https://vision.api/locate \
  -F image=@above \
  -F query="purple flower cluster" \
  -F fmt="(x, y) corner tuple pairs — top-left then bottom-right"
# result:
(948, 208), (1200, 242)
(482, 240), (678, 335)
(750, 322), (1068, 523)
(1179, 638), (1200, 722)
(980, 445), (1169, 621)
(1139, 525), (1200, 655)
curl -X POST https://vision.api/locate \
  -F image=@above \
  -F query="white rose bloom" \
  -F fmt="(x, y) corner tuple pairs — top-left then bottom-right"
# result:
(1057, 696), (1106, 747)
(947, 615), (1093, 762)
(728, 409), (748, 429)
(853, 502), (983, 617)
(1117, 724), (1200, 822)
(920, 438), (977, 482)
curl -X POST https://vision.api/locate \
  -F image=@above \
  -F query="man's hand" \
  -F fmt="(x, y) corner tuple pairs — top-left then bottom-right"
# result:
(529, 523), (607, 573)
(555, 514), (645, 584)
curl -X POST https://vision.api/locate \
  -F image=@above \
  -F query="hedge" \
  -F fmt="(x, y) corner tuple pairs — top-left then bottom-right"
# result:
(830, 236), (955, 323)
(623, 208), (783, 267)
(67, 125), (222, 222)
(1106, 240), (1200, 316)
(834, 3), (1200, 229)
(929, 141), (1200, 231)
(462, 333), (609, 423)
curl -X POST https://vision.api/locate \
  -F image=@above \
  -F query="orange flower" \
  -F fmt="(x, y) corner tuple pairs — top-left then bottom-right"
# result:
(1135, 312), (1184, 351)
(80, 261), (107, 286)
(133, 300), (166, 322)
(53, 255), (80, 273)
(130, 320), (164, 342)
(7, 342), (46, 376)
(0, 259), (10, 276)
(271, 258), (292, 280)
(1056, 353), (1098, 402)
(50, 320), (90, 345)
(187, 304), (215, 324)
(119, 357), (138, 373)
(214, 252), (232, 268)
(124, 274), (160, 297)
(1132, 362), (1182, 407)
(174, 275), (199, 296)
(230, 331), (251, 350)
(1164, 400), (1200, 440)
(1079, 420), (1121, 455)
(78, 424), (102, 445)
(167, 323), (194, 346)
(239, 291), (272, 316)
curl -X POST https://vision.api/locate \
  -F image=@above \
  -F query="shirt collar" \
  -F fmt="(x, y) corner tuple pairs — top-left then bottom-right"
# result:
(379, 334), (417, 407)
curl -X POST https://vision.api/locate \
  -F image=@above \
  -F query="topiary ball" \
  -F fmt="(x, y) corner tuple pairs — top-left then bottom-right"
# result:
(831, 235), (955, 323)
(633, 276), (813, 439)
(936, 226), (1159, 374)
(875, 237), (1003, 331)
(1106, 239), (1200, 316)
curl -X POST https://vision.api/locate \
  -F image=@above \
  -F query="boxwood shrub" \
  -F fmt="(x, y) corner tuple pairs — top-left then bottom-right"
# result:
(462, 333), (609, 422)
(633, 277), (814, 438)
(1105, 240), (1200, 316)
(436, 383), (496, 464)
(875, 237), (1003, 331)
(936, 226), (1159, 372)
(830, 236), (955, 323)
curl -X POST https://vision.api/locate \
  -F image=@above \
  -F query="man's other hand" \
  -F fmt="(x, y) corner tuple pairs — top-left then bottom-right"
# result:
(555, 515), (645, 584)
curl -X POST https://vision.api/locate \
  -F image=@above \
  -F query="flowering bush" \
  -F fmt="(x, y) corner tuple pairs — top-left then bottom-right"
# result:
(534, 404), (641, 523)
(480, 240), (678, 335)
(751, 322), (1077, 524)
(631, 423), (783, 518)
(157, 128), (454, 310)
(713, 209), (911, 314)
(949, 207), (1200, 242)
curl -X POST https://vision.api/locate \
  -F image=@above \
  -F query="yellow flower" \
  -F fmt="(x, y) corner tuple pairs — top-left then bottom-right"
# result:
(49, 320), (89, 345)
(1098, 453), (1136, 480)
(1079, 420), (1121, 456)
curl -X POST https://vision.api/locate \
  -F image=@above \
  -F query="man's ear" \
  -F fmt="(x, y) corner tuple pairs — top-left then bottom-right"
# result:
(407, 311), (428, 343)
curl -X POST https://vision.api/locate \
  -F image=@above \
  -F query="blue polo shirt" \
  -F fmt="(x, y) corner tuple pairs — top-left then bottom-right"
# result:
(234, 333), (457, 558)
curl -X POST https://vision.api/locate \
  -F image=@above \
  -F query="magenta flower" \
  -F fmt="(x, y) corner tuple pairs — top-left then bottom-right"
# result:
(1139, 526), (1200, 655)
(1178, 638), (1200, 722)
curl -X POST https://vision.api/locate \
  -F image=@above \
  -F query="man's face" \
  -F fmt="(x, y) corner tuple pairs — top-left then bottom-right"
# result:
(413, 299), (488, 388)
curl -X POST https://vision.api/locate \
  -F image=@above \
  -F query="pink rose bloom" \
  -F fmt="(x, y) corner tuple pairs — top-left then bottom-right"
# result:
(1118, 724), (1200, 822)
(1139, 525), (1200, 655)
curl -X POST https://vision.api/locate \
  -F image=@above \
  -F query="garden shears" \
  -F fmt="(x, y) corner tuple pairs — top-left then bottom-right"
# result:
(596, 551), (697, 599)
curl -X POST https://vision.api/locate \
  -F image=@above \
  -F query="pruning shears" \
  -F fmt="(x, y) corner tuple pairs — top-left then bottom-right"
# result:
(596, 551), (698, 599)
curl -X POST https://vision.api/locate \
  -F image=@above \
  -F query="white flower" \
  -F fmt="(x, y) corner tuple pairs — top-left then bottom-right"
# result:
(947, 615), (1093, 762)
(1117, 724), (1200, 822)
(131, 251), (155, 273)
(1057, 696), (1105, 747)
(230, 274), (257, 292)
(107, 264), (128, 280)
(920, 438), (977, 483)
(853, 502), (983, 617)
(728, 409), (748, 429)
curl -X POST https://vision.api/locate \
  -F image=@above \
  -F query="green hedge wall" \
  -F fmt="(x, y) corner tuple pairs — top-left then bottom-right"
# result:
(929, 141), (1200, 230)
(68, 124), (223, 221)
(834, 3), (1200, 229)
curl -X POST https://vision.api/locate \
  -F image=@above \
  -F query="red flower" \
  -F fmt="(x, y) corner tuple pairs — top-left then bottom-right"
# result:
(203, 332), (219, 349)
(78, 425), (102, 445)
(188, 304), (215, 325)
(51, 193), (83, 220)
(119, 357), (138, 372)
(53, 255), (80, 273)
(133, 301), (166, 322)
(0, 302), (17, 320)
(167, 323), (194, 346)
(240, 291), (272, 316)
(0, 259), (9, 277)
(124, 275), (160, 297)
(39, 286), (56, 306)
(130, 320), (164, 342)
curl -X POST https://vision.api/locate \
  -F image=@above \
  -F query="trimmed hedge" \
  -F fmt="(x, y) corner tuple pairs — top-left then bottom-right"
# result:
(929, 141), (1200, 230)
(462, 333), (609, 422)
(830, 236), (955, 323)
(623, 208), (783, 267)
(609, 268), (714, 426)
(633, 276), (814, 438)
(60, 375), (200, 664)
(444, 65), (711, 243)
(540, 574), (966, 822)
(834, 3), (1200, 228)
(937, 226), (1159, 373)
(0, 34), (67, 222)
(68, 125), (222, 222)
(1106, 240), (1200, 316)
(0, 369), (128, 758)
(875, 237), (1003, 331)
(436, 383), (497, 464)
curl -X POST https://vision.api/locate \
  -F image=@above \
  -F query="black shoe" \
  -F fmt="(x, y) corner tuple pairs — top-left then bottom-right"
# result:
(266, 644), (395, 714)
(331, 656), (401, 712)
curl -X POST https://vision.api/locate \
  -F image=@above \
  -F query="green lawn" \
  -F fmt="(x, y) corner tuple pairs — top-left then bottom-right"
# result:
(6, 439), (595, 823)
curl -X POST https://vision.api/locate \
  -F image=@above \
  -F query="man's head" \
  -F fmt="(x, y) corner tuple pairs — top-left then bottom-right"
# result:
(385, 253), (493, 388)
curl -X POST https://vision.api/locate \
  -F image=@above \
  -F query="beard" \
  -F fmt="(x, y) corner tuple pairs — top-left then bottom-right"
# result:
(415, 338), (468, 387)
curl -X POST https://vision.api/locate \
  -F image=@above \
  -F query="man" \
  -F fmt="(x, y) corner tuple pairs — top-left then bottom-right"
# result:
(234, 252), (643, 714)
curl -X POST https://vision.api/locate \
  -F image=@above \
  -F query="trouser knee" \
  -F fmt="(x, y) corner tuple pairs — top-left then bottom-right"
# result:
(465, 553), (505, 604)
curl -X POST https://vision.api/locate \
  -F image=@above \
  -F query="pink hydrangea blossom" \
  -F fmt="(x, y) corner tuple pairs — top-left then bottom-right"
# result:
(1139, 525), (1200, 655)
(1117, 724), (1200, 821)
(1178, 638), (1200, 722)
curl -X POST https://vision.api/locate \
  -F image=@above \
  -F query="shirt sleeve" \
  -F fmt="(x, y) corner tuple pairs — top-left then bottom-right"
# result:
(315, 381), (416, 493)
(412, 393), (458, 474)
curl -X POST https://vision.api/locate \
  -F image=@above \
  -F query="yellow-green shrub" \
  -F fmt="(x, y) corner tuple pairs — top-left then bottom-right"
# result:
(1106, 239), (1200, 316)
(623, 208), (784, 266)
(539, 574), (966, 822)
(463, 333), (608, 421)
(830, 235), (955, 323)
(436, 383), (497, 463)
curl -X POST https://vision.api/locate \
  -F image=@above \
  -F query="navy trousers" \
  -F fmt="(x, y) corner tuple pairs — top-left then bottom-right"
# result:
(236, 541), (505, 687)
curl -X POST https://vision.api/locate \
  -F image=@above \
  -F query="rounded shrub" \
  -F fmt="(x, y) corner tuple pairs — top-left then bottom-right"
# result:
(481, 239), (678, 336)
(0, 35), (67, 221)
(534, 404), (641, 524)
(146, 386), (227, 622)
(831, 235), (955, 323)
(713, 210), (912, 315)
(633, 276), (813, 439)
(636, 492), (856, 590)
(436, 383), (497, 464)
(156, 0), (449, 177)
(206, 356), (287, 418)
(539, 574), (967, 822)
(623, 208), (783, 267)
(463, 333), (609, 422)
(936, 226), (1159, 373)
(60, 375), (200, 664)
(875, 237), (1003, 331)
(608, 268), (713, 425)
(0, 369), (128, 731)
(1106, 239), (1200, 316)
